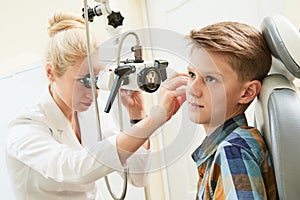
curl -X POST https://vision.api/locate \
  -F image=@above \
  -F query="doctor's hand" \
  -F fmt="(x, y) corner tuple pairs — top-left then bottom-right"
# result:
(158, 73), (188, 122)
(120, 89), (146, 120)
(120, 89), (150, 150)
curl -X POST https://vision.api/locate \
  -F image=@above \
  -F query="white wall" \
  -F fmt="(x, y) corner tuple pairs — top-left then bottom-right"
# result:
(0, 0), (145, 76)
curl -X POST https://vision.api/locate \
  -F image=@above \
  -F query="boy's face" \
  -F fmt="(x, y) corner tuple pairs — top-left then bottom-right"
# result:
(186, 48), (246, 132)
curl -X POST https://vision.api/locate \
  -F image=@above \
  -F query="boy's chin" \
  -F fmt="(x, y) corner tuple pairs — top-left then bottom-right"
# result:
(188, 114), (202, 124)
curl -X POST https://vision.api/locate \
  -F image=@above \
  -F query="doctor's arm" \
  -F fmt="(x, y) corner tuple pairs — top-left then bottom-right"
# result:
(120, 89), (149, 151)
(6, 118), (123, 184)
(116, 73), (188, 164)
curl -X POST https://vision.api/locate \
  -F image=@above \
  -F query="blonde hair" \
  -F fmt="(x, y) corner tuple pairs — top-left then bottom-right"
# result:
(46, 11), (97, 77)
(189, 21), (272, 82)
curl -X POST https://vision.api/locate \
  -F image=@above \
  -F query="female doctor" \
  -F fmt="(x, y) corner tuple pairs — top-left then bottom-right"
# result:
(5, 11), (187, 200)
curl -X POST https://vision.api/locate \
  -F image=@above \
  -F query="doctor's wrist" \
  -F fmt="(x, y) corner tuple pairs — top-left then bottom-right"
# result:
(128, 108), (146, 122)
(130, 119), (143, 124)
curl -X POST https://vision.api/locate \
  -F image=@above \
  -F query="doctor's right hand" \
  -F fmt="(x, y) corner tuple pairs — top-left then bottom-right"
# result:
(157, 73), (188, 122)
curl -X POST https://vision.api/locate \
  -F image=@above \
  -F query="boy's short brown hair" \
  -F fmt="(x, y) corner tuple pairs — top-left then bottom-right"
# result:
(189, 21), (272, 82)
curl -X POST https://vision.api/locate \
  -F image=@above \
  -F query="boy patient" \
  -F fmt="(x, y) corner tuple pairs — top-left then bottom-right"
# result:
(184, 22), (277, 199)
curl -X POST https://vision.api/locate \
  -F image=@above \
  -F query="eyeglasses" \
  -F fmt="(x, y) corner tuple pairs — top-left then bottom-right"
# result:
(77, 74), (99, 89)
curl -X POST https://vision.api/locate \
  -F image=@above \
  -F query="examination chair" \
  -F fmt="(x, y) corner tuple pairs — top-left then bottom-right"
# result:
(254, 15), (300, 199)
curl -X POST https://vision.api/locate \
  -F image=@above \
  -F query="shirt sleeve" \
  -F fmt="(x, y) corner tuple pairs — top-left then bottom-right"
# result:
(77, 105), (151, 187)
(125, 143), (151, 187)
(92, 130), (151, 187)
(6, 117), (124, 185)
(210, 144), (268, 200)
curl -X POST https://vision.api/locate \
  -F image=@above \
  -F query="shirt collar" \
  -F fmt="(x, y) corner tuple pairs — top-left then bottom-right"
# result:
(191, 113), (248, 167)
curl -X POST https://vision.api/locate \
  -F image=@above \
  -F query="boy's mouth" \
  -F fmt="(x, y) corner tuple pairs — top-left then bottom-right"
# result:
(188, 101), (204, 108)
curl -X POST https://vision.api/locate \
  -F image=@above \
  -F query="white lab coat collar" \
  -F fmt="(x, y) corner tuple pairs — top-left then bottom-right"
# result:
(39, 85), (82, 149)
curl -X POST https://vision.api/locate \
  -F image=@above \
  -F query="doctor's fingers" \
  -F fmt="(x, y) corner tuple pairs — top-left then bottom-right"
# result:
(174, 88), (186, 103)
(161, 74), (188, 90)
(158, 87), (186, 111)
(162, 88), (186, 121)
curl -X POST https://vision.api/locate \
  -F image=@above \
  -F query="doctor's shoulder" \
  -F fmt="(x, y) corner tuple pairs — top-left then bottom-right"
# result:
(7, 101), (52, 137)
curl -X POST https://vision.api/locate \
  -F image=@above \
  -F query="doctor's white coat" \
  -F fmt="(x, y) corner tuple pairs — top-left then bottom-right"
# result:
(5, 87), (150, 200)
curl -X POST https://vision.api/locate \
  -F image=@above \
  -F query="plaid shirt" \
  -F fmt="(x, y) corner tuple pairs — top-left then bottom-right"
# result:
(192, 114), (277, 200)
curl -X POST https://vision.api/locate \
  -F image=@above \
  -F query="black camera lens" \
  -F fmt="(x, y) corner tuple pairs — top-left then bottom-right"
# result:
(138, 67), (161, 93)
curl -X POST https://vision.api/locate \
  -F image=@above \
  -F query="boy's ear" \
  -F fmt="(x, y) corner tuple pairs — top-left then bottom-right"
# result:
(45, 63), (55, 82)
(239, 80), (261, 104)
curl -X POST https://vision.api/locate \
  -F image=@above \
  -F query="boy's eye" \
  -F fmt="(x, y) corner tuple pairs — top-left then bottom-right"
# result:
(188, 71), (196, 78)
(205, 76), (217, 83)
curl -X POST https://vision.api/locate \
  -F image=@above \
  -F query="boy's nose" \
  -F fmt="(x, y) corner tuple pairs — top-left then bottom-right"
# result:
(188, 79), (203, 97)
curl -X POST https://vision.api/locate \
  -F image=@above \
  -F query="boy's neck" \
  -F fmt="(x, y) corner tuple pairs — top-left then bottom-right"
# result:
(204, 111), (246, 135)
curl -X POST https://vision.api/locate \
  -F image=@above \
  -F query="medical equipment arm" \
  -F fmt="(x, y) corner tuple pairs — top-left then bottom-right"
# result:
(82, 0), (124, 34)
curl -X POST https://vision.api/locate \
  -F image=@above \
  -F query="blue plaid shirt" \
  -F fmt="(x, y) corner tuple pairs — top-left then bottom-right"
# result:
(192, 114), (277, 200)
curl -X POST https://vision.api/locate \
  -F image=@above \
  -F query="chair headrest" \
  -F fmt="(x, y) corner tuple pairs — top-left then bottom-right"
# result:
(261, 15), (300, 78)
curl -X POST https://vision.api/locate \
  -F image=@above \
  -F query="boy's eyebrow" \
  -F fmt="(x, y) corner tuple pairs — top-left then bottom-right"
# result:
(187, 65), (223, 76)
(187, 66), (193, 71)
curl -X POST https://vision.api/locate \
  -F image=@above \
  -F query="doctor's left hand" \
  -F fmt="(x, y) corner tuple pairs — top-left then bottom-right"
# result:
(120, 89), (146, 120)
